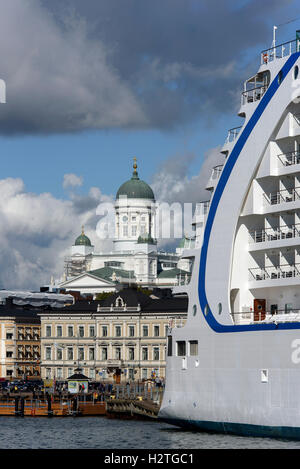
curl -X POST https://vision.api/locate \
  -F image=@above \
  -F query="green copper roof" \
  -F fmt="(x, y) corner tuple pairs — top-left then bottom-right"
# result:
(75, 227), (92, 246)
(116, 159), (155, 200)
(137, 233), (157, 244)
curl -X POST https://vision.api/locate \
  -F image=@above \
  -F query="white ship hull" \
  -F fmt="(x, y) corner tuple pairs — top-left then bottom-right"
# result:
(159, 42), (300, 438)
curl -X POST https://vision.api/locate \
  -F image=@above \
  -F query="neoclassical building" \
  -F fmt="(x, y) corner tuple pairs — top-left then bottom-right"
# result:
(39, 288), (187, 382)
(58, 159), (192, 296)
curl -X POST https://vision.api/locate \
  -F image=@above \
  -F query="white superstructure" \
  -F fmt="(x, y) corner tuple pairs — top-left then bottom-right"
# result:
(159, 33), (300, 439)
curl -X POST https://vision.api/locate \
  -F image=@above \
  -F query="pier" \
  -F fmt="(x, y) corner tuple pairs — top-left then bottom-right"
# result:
(0, 383), (163, 419)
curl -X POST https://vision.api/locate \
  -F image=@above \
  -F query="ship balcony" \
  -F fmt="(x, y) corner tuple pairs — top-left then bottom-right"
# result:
(241, 85), (268, 106)
(232, 308), (300, 325)
(260, 38), (299, 66)
(205, 165), (223, 190)
(277, 150), (300, 168)
(248, 263), (300, 288)
(248, 224), (300, 251)
(262, 187), (300, 214)
(193, 201), (210, 223)
(221, 126), (242, 154)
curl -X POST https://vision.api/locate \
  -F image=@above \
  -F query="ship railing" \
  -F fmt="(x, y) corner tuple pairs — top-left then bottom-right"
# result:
(277, 150), (300, 167)
(263, 187), (300, 206)
(225, 126), (242, 144)
(210, 165), (223, 180)
(241, 85), (268, 105)
(194, 201), (210, 216)
(232, 308), (300, 323)
(249, 263), (300, 281)
(176, 273), (191, 286)
(261, 38), (299, 65)
(248, 223), (300, 243)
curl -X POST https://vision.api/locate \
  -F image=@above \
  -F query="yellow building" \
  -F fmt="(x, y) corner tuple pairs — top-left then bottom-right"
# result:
(0, 310), (41, 379)
(39, 288), (187, 382)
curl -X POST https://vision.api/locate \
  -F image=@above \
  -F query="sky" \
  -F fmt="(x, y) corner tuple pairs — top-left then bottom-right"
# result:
(0, 0), (299, 289)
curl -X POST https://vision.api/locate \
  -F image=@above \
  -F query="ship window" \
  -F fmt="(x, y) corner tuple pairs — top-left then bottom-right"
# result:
(192, 304), (197, 316)
(204, 304), (210, 316)
(295, 66), (299, 80)
(177, 341), (186, 357)
(189, 340), (198, 356)
(218, 303), (222, 315)
(278, 70), (283, 85)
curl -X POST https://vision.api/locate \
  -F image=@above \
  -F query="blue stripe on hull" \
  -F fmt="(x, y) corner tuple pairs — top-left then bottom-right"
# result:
(160, 417), (300, 440)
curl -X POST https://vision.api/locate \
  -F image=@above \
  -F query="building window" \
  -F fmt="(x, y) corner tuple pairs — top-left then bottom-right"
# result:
(128, 325), (135, 337)
(154, 325), (160, 337)
(78, 326), (85, 338)
(67, 347), (74, 360)
(89, 348), (95, 361)
(46, 326), (51, 337)
(90, 326), (95, 337)
(153, 347), (160, 361)
(6, 370), (13, 377)
(46, 368), (52, 379)
(189, 340), (198, 356)
(57, 349), (63, 360)
(142, 368), (148, 380)
(45, 347), (52, 360)
(68, 326), (74, 338)
(165, 325), (168, 336)
(129, 369), (134, 380)
(142, 325), (149, 337)
(102, 326), (108, 337)
(123, 226), (128, 237)
(57, 326), (62, 337)
(128, 347), (135, 360)
(68, 368), (73, 378)
(102, 347), (108, 361)
(142, 347), (148, 361)
(177, 341), (186, 357)
(78, 347), (84, 361)
(6, 333), (13, 340)
(132, 225), (137, 236)
(90, 368), (95, 379)
(6, 351), (13, 358)
(115, 347), (121, 360)
(57, 368), (63, 379)
(115, 326), (121, 337)
(140, 225), (146, 235)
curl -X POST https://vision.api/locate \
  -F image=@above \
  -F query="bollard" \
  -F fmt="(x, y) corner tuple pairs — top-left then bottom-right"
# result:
(20, 397), (25, 417)
(15, 397), (19, 416)
(47, 395), (53, 417)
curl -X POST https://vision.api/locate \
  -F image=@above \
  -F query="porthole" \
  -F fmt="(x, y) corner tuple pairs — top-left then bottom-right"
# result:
(295, 66), (299, 80)
(204, 304), (210, 316)
(278, 70), (283, 85)
(192, 304), (197, 316)
(218, 303), (222, 315)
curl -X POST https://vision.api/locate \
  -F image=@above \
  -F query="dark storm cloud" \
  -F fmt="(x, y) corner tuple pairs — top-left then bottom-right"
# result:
(0, 0), (295, 134)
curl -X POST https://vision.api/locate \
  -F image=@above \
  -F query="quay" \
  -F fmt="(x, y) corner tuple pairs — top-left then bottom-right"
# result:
(0, 383), (163, 419)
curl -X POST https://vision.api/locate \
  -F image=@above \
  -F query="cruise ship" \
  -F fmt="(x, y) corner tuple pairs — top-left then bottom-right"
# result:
(159, 33), (300, 439)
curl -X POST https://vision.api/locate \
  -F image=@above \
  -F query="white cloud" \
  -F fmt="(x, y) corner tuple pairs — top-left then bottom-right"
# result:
(63, 173), (83, 189)
(0, 177), (113, 290)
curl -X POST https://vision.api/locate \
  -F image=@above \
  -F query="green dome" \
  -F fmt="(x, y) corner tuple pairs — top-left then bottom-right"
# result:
(116, 159), (155, 200)
(75, 227), (92, 246)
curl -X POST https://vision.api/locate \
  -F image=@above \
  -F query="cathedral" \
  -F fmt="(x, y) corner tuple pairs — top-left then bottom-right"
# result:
(57, 159), (193, 296)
